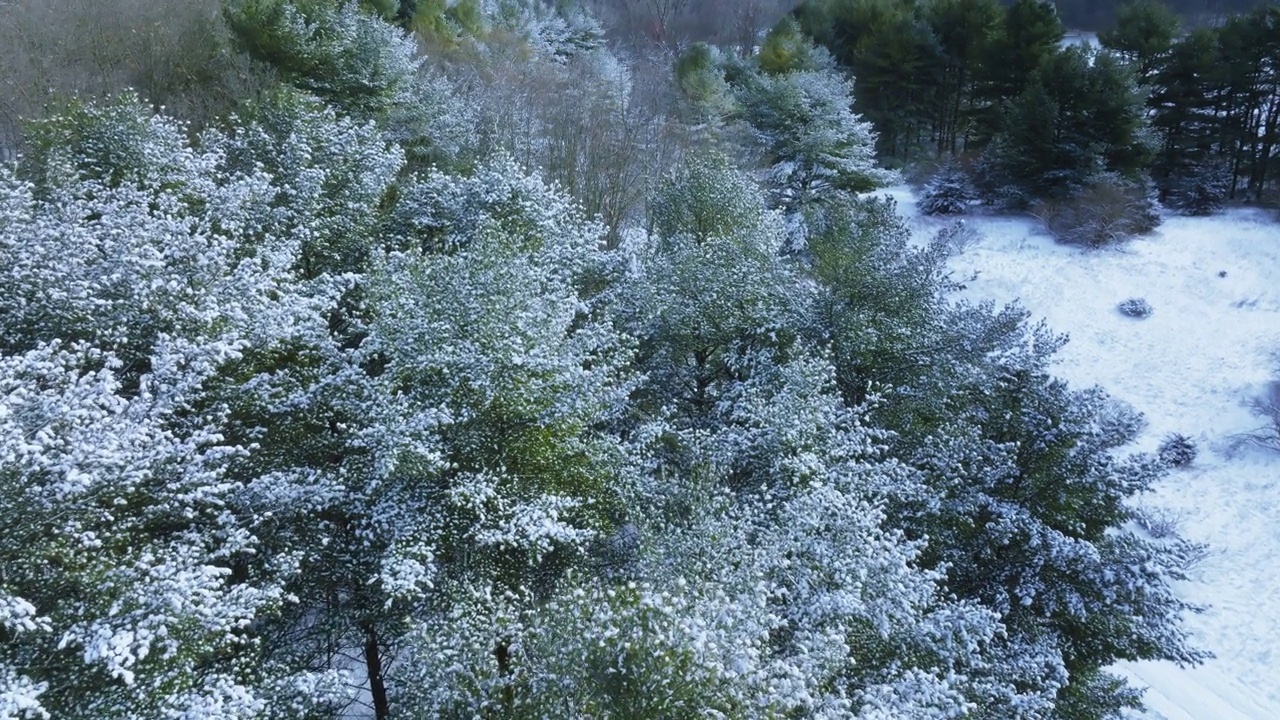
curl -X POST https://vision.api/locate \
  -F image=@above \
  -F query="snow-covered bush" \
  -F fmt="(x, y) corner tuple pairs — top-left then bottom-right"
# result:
(933, 218), (981, 256)
(919, 161), (976, 216)
(1035, 176), (1160, 247)
(1118, 297), (1154, 318)
(1134, 506), (1183, 539)
(1242, 380), (1280, 452)
(1158, 433), (1198, 467)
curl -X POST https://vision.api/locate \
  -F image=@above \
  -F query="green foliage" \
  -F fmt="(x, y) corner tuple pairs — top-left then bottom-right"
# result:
(925, 0), (1003, 154)
(649, 154), (771, 245)
(403, 0), (485, 45)
(979, 46), (1150, 203)
(733, 67), (895, 205)
(0, 4), (1213, 717)
(223, 0), (421, 114)
(1099, 0), (1180, 83)
(757, 16), (821, 75)
(674, 43), (736, 120)
(978, 0), (1065, 103)
(20, 93), (199, 196)
(807, 193), (953, 406)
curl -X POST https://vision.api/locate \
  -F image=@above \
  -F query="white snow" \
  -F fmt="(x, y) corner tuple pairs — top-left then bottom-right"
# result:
(885, 186), (1280, 719)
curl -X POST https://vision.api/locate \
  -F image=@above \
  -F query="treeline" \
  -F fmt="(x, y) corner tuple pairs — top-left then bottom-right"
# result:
(1049, 0), (1264, 31)
(790, 0), (1280, 221)
(0, 1), (1205, 719)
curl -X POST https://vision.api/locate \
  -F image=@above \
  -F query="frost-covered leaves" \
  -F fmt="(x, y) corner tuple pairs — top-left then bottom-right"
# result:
(599, 156), (1009, 718)
(369, 155), (636, 584)
(219, 94), (404, 276)
(624, 157), (811, 423)
(806, 187), (1202, 715)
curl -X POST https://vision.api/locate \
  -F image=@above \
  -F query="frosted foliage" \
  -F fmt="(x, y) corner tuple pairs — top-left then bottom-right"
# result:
(216, 98), (404, 275)
(0, 665), (47, 720)
(737, 70), (896, 204)
(493, 0), (605, 59)
(224, 0), (422, 114)
(364, 155), (645, 712)
(639, 160), (795, 332)
(673, 350), (999, 718)
(0, 104), (374, 717)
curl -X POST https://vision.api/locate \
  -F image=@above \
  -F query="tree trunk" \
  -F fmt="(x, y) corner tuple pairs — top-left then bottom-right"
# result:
(363, 623), (391, 720)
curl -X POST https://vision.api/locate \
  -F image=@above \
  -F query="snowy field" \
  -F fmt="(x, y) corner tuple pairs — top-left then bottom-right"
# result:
(884, 187), (1280, 719)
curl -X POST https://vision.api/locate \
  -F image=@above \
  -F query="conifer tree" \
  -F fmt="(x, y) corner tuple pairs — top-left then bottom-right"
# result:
(1099, 0), (1180, 84)
(973, 0), (1064, 142)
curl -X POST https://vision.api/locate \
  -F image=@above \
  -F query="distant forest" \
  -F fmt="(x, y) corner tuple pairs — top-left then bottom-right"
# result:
(1047, 0), (1267, 30)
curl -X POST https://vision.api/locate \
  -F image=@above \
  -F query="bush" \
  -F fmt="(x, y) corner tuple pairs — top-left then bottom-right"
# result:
(1241, 380), (1280, 452)
(933, 219), (981, 256)
(1034, 176), (1160, 247)
(1158, 433), (1197, 467)
(1133, 506), (1182, 539)
(919, 161), (976, 216)
(1117, 297), (1153, 318)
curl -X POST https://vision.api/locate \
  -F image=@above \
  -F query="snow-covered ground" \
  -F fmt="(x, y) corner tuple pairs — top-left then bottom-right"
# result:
(884, 187), (1280, 719)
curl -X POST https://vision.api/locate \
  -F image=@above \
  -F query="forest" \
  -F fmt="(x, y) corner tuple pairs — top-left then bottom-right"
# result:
(0, 0), (1275, 718)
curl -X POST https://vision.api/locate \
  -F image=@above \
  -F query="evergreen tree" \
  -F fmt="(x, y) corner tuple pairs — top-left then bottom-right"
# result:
(979, 46), (1150, 203)
(1099, 0), (1180, 84)
(0, 95), (356, 719)
(807, 193), (1205, 719)
(973, 0), (1064, 142)
(1147, 28), (1221, 199)
(732, 64), (895, 208)
(223, 0), (422, 115)
(920, 159), (977, 215)
(924, 0), (1003, 154)
(758, 15), (823, 75)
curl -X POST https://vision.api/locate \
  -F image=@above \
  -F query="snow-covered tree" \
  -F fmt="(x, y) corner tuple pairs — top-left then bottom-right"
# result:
(0, 96), (355, 718)
(733, 66), (896, 207)
(224, 0), (422, 115)
(806, 191), (1204, 717)
(919, 160), (977, 215)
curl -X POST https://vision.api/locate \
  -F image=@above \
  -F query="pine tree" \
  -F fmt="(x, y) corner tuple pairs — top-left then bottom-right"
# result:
(1099, 0), (1180, 84)
(924, 0), (1003, 154)
(980, 46), (1150, 203)
(1147, 28), (1221, 199)
(805, 188), (1203, 718)
(733, 66), (895, 207)
(223, 0), (422, 115)
(972, 0), (1064, 142)
(919, 159), (977, 215)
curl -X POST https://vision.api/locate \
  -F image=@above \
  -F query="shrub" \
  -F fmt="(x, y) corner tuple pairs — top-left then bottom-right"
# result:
(1158, 433), (1197, 467)
(1035, 176), (1160, 247)
(919, 160), (976, 216)
(1240, 380), (1280, 452)
(1117, 297), (1153, 318)
(933, 219), (981, 256)
(1133, 506), (1182, 539)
